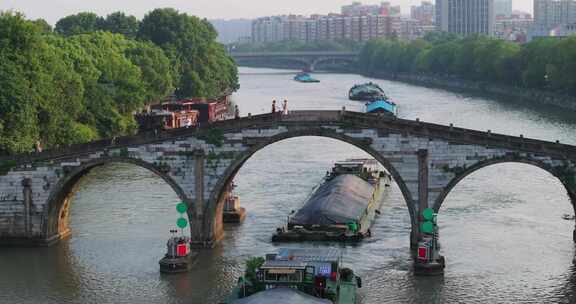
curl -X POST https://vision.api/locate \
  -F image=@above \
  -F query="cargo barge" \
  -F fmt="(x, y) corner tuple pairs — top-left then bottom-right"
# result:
(348, 82), (386, 101)
(272, 159), (390, 243)
(223, 248), (361, 304)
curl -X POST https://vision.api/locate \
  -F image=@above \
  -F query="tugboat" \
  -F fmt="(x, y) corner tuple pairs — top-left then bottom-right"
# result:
(159, 230), (198, 273)
(223, 248), (361, 304)
(348, 82), (386, 101)
(272, 159), (391, 243)
(294, 72), (320, 83)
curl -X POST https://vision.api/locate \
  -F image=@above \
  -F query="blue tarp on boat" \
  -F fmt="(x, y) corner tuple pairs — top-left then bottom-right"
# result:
(366, 99), (396, 115)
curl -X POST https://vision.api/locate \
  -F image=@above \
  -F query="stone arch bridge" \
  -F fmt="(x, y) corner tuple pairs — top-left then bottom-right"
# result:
(1, 110), (575, 270)
(230, 51), (358, 72)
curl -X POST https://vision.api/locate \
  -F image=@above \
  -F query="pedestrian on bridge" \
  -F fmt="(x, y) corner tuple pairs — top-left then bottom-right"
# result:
(282, 100), (289, 115)
(271, 100), (277, 114)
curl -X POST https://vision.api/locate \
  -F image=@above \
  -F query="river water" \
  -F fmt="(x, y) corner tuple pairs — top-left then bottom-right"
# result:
(2, 68), (576, 304)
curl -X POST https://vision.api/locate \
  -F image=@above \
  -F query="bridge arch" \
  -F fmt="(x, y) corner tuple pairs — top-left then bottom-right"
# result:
(44, 157), (189, 243)
(310, 57), (356, 71)
(433, 156), (576, 213)
(202, 128), (417, 242)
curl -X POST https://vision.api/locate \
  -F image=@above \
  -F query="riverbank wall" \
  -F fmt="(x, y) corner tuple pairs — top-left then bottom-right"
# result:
(365, 71), (576, 112)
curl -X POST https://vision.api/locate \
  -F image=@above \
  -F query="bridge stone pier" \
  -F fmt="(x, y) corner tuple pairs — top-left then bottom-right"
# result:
(1, 111), (576, 274)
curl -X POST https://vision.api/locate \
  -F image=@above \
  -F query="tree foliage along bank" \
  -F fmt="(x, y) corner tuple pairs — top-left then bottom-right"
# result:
(359, 32), (576, 96)
(0, 9), (238, 155)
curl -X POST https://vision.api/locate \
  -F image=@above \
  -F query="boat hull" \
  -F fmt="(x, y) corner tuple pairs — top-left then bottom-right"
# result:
(223, 207), (247, 223)
(159, 252), (198, 273)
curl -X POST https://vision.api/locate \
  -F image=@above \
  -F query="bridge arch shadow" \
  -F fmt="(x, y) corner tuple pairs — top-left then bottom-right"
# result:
(44, 157), (189, 242)
(203, 129), (417, 241)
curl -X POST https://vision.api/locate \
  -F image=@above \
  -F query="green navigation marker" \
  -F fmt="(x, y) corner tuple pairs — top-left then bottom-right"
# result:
(422, 208), (435, 221)
(177, 217), (188, 228)
(421, 221), (434, 234)
(420, 208), (436, 234)
(176, 202), (187, 214)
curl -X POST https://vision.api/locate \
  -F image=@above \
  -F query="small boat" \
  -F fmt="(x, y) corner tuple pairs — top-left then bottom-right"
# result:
(159, 233), (198, 273)
(224, 248), (361, 304)
(294, 72), (320, 83)
(273, 159), (391, 243)
(562, 214), (575, 220)
(366, 98), (397, 116)
(348, 82), (386, 101)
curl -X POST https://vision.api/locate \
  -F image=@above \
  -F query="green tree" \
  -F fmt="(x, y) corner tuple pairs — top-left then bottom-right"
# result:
(125, 40), (174, 103)
(0, 12), (90, 153)
(55, 12), (105, 36)
(421, 41), (458, 74)
(69, 32), (147, 137)
(102, 12), (140, 38)
(31, 19), (52, 33)
(520, 38), (558, 89)
(138, 8), (238, 98)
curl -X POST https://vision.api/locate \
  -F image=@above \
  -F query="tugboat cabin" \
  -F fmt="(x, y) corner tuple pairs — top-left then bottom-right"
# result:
(255, 249), (343, 298)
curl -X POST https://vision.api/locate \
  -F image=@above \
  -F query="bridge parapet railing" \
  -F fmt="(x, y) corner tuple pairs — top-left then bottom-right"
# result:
(341, 111), (576, 158)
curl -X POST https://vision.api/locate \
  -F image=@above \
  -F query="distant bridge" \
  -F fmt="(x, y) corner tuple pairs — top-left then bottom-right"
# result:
(230, 51), (359, 72)
(1, 110), (576, 273)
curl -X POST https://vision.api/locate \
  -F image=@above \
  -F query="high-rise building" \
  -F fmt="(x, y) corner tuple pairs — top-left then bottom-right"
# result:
(534, 0), (576, 28)
(530, 0), (576, 39)
(436, 0), (495, 36)
(250, 1), (434, 44)
(210, 19), (252, 44)
(342, 2), (386, 16)
(411, 1), (435, 25)
(494, 0), (513, 18)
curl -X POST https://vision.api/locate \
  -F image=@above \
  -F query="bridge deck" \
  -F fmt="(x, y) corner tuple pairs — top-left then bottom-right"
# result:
(230, 51), (359, 57)
(2, 110), (576, 164)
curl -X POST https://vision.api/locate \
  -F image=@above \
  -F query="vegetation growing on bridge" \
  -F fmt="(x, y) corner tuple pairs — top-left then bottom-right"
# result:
(359, 32), (576, 97)
(0, 10), (238, 155)
(0, 160), (17, 176)
(198, 128), (225, 147)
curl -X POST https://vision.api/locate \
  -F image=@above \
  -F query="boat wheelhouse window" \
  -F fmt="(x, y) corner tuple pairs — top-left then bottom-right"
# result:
(264, 270), (301, 282)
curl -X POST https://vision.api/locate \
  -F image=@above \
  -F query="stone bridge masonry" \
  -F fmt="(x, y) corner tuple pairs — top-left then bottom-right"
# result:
(1, 110), (576, 273)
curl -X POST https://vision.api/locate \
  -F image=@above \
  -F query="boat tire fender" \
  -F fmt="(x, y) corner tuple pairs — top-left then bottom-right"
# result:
(356, 276), (362, 288)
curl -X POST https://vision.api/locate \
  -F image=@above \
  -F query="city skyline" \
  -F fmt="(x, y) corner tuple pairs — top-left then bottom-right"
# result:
(0, 0), (533, 24)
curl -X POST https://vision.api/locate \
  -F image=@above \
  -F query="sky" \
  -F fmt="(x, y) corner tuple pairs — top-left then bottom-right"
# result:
(0, 0), (533, 24)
